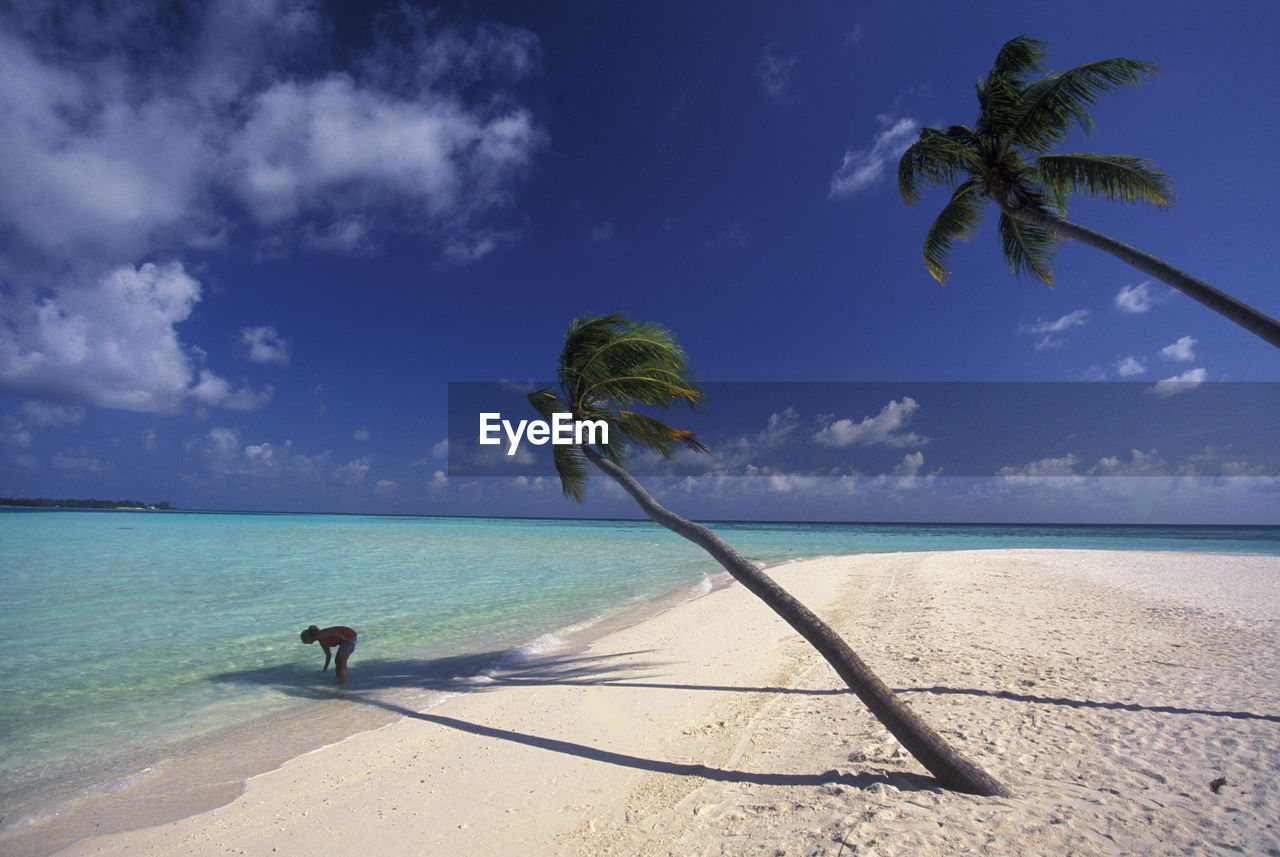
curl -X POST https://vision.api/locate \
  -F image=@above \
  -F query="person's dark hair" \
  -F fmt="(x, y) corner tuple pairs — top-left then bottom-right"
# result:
(301, 625), (319, 643)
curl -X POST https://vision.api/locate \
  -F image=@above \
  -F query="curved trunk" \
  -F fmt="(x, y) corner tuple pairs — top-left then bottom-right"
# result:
(581, 445), (1010, 797)
(1009, 206), (1280, 349)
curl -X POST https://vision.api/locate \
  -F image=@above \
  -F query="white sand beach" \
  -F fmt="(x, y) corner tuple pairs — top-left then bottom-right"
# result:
(47, 550), (1280, 856)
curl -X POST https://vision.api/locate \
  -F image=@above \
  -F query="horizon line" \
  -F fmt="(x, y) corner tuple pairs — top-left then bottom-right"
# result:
(5, 503), (1276, 529)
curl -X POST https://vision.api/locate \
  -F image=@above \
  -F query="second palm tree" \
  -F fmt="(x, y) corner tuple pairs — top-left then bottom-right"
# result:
(898, 36), (1280, 349)
(528, 312), (1009, 797)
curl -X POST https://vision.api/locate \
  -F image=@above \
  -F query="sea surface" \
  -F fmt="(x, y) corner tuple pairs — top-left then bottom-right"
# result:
(2, 510), (1278, 845)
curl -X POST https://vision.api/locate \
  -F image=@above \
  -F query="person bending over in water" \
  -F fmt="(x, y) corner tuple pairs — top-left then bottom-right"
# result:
(300, 625), (358, 683)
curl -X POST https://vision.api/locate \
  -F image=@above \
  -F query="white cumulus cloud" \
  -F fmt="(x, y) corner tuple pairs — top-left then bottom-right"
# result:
(20, 401), (85, 427)
(998, 454), (1081, 477)
(239, 325), (291, 365)
(1, 3), (546, 414)
(1152, 368), (1207, 397)
(812, 398), (927, 448)
(1116, 356), (1146, 377)
(1, 262), (201, 412)
(336, 456), (371, 481)
(889, 451), (925, 477)
(1114, 281), (1171, 314)
(193, 426), (329, 479)
(189, 369), (273, 412)
(1160, 336), (1197, 362)
(0, 28), (213, 268)
(0, 1), (544, 272)
(228, 73), (540, 229)
(1088, 449), (1170, 476)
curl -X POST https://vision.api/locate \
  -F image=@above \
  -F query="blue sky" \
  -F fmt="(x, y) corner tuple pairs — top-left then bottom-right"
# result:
(2, 0), (1278, 523)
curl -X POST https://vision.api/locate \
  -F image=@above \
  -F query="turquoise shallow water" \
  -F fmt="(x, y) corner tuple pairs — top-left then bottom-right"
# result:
(2, 509), (1278, 836)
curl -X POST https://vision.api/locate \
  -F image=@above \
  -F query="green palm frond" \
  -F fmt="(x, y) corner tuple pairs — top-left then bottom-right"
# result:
(1040, 179), (1070, 217)
(558, 312), (637, 400)
(528, 385), (591, 498)
(976, 74), (1026, 140)
(608, 410), (709, 457)
(566, 322), (701, 409)
(593, 414), (630, 466)
(1031, 153), (1172, 207)
(539, 313), (707, 502)
(1011, 57), (1159, 150)
(998, 212), (1059, 284)
(527, 386), (567, 421)
(924, 179), (986, 283)
(945, 125), (984, 147)
(988, 36), (1047, 82)
(551, 442), (590, 501)
(976, 37), (1045, 138)
(899, 36), (1172, 291)
(898, 127), (980, 205)
(581, 374), (702, 411)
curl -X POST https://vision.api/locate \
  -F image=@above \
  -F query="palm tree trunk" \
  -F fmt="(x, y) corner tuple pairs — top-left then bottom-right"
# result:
(580, 445), (1010, 797)
(1009, 206), (1280, 349)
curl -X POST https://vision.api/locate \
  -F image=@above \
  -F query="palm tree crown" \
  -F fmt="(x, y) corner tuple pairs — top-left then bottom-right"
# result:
(898, 35), (1169, 284)
(898, 36), (1280, 348)
(527, 312), (707, 502)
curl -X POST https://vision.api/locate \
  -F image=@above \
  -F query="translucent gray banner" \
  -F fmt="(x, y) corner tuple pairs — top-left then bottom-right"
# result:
(446, 382), (1279, 478)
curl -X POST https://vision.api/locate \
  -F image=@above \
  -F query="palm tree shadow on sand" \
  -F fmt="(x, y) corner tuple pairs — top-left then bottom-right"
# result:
(212, 649), (680, 694)
(209, 650), (935, 792)
(210, 649), (1276, 794)
(210, 649), (862, 697)
(896, 686), (1280, 723)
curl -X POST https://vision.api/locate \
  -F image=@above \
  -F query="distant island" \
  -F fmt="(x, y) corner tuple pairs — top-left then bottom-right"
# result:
(1, 498), (175, 510)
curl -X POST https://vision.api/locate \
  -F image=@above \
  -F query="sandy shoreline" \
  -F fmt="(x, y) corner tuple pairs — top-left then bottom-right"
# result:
(25, 549), (1280, 856)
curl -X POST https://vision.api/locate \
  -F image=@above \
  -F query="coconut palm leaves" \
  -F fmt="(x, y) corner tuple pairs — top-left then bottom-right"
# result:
(923, 178), (985, 282)
(899, 36), (1169, 284)
(528, 312), (707, 501)
(898, 36), (1280, 348)
(1033, 153), (1171, 208)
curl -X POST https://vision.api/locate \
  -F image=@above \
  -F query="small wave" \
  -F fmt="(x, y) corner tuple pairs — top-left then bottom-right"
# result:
(435, 575), (727, 695)
(504, 631), (568, 664)
(0, 766), (157, 834)
(441, 629), (575, 690)
(682, 571), (731, 601)
(451, 673), (496, 686)
(86, 767), (157, 795)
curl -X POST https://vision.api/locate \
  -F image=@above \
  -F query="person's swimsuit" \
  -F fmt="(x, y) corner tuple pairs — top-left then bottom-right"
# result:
(318, 627), (358, 656)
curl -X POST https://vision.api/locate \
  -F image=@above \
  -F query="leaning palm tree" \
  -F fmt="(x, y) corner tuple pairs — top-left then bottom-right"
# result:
(528, 312), (1008, 796)
(898, 35), (1280, 349)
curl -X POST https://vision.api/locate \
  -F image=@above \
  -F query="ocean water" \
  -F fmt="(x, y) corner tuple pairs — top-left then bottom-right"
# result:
(2, 509), (1278, 845)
